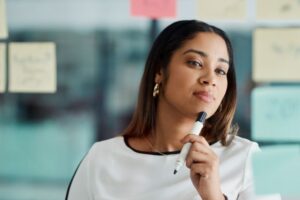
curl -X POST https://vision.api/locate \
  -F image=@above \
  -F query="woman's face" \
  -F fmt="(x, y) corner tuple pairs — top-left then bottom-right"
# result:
(157, 32), (229, 118)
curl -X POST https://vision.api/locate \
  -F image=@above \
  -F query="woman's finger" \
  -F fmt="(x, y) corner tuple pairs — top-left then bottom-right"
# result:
(186, 145), (219, 169)
(190, 162), (210, 179)
(181, 135), (210, 147)
(185, 150), (210, 168)
(189, 141), (210, 155)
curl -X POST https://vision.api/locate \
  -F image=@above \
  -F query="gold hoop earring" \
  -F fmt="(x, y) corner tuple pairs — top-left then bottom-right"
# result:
(153, 83), (159, 97)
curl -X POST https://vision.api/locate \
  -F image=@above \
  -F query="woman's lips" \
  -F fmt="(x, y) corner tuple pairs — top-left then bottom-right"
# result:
(193, 91), (214, 103)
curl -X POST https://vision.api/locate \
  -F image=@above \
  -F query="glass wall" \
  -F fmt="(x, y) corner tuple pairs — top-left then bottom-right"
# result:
(1, 0), (298, 199)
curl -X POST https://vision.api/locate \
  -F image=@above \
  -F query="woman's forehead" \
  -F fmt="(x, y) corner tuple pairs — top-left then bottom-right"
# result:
(176, 33), (229, 60)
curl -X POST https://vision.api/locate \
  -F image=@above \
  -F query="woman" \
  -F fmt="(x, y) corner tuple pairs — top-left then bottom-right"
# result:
(66, 20), (259, 200)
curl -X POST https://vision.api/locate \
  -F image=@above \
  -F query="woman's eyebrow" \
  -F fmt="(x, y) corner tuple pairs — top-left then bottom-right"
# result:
(219, 58), (229, 65)
(183, 49), (229, 64)
(183, 49), (207, 57)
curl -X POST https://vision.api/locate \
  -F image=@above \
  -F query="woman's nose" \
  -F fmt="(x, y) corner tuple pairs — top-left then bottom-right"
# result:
(199, 70), (216, 86)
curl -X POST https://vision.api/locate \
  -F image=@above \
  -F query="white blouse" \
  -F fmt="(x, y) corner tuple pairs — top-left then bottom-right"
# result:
(66, 136), (259, 200)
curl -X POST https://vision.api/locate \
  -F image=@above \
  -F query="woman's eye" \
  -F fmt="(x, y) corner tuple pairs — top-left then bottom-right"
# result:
(187, 60), (202, 68)
(216, 68), (227, 76)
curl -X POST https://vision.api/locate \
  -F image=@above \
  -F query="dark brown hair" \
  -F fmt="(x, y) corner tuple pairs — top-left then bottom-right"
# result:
(122, 20), (237, 146)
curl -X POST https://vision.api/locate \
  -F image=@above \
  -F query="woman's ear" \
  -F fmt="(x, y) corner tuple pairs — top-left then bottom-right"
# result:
(154, 69), (163, 83)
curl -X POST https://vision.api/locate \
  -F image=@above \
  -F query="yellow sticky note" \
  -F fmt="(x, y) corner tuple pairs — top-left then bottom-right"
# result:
(0, 0), (8, 39)
(257, 0), (300, 20)
(198, 0), (247, 20)
(253, 28), (300, 82)
(9, 42), (57, 93)
(0, 43), (6, 92)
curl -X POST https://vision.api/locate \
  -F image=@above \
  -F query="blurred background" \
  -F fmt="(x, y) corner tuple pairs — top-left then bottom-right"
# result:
(0, 0), (299, 199)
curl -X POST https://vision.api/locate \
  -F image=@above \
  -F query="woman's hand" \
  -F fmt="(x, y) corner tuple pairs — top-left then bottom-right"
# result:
(181, 134), (225, 200)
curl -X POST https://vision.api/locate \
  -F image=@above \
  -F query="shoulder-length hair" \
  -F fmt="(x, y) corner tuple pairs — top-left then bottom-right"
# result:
(122, 20), (237, 146)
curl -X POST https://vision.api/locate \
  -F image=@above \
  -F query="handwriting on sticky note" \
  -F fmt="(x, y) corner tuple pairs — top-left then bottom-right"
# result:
(257, 0), (300, 19)
(9, 43), (56, 93)
(253, 28), (300, 82)
(253, 145), (300, 196)
(0, 0), (8, 39)
(130, 0), (176, 18)
(251, 86), (300, 141)
(198, 0), (247, 20)
(0, 43), (5, 92)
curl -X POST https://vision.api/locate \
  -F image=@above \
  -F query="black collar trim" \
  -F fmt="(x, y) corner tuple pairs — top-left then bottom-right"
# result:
(123, 136), (180, 156)
(123, 136), (218, 156)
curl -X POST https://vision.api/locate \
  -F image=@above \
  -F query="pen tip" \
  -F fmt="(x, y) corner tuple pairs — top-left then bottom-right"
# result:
(173, 170), (177, 175)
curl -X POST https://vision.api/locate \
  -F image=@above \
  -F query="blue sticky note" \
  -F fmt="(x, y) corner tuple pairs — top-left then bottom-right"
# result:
(0, 119), (94, 180)
(251, 86), (300, 141)
(253, 145), (300, 197)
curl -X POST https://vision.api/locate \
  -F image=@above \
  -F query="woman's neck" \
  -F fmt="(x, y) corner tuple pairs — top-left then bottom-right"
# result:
(150, 99), (197, 152)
